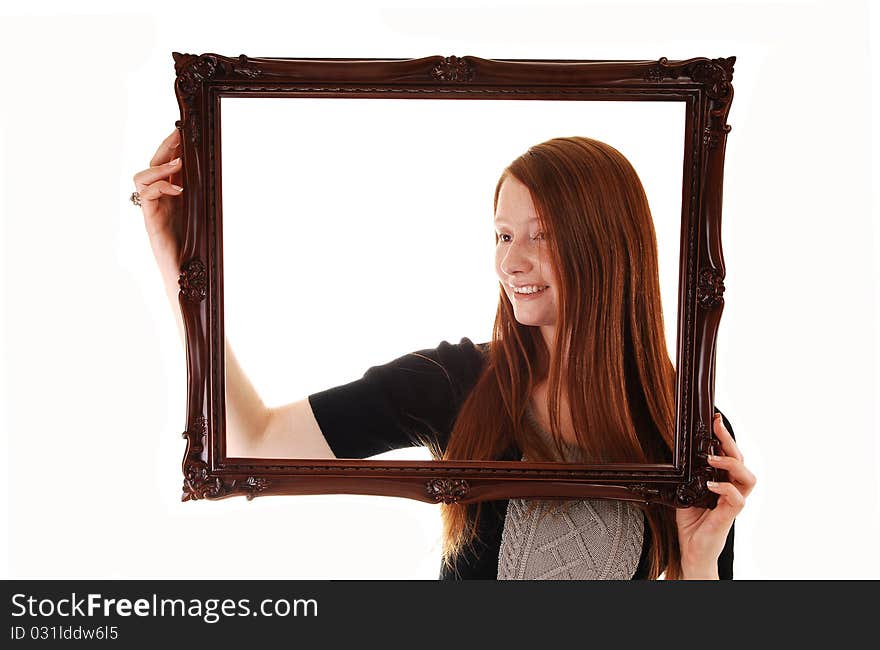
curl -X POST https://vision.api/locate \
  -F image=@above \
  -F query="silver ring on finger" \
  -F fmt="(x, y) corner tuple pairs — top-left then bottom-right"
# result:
(130, 191), (142, 207)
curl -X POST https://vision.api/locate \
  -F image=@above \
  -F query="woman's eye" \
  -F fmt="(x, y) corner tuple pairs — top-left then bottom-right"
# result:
(496, 233), (544, 243)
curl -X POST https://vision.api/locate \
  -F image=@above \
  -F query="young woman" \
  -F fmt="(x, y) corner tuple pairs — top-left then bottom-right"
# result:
(134, 129), (756, 580)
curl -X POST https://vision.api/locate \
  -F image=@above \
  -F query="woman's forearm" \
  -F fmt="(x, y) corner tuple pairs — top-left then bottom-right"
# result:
(147, 229), (187, 349)
(223, 337), (272, 456)
(148, 229), (269, 456)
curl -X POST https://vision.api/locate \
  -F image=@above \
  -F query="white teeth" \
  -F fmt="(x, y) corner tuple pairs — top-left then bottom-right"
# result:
(513, 285), (548, 294)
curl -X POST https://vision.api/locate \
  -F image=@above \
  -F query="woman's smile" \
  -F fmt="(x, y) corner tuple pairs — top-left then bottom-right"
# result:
(511, 284), (550, 300)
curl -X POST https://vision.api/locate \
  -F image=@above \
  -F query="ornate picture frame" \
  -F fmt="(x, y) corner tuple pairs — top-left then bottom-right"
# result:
(172, 53), (735, 509)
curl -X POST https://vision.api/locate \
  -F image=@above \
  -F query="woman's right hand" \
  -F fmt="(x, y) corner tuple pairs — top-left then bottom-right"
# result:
(133, 128), (185, 244)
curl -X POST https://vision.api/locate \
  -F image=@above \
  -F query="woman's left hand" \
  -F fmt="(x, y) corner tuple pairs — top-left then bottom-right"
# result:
(675, 412), (757, 579)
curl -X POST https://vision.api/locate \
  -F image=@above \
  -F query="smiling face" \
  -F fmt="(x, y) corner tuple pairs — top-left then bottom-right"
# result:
(494, 175), (559, 348)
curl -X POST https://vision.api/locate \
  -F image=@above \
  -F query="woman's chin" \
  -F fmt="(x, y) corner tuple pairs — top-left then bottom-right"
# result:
(513, 314), (552, 327)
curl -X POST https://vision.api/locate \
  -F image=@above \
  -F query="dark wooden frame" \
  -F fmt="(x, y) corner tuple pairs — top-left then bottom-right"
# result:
(172, 53), (735, 509)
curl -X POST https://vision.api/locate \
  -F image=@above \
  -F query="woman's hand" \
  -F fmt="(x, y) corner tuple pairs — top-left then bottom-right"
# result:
(132, 128), (185, 244)
(674, 412), (757, 579)
(133, 128), (190, 346)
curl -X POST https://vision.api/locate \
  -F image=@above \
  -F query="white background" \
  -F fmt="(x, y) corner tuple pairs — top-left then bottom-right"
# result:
(221, 96), (684, 457)
(1, 0), (878, 579)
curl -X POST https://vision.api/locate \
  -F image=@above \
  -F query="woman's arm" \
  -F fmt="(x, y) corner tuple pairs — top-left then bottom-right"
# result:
(138, 132), (480, 462)
(147, 228), (334, 458)
(138, 129), (335, 460)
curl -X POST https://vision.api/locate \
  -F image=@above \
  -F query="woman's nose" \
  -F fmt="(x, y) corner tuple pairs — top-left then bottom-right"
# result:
(500, 242), (533, 276)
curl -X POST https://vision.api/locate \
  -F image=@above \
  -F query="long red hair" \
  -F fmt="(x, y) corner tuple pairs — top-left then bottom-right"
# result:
(438, 136), (681, 579)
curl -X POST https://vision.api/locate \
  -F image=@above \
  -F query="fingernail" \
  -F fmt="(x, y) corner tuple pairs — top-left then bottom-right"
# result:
(169, 157), (180, 165)
(708, 454), (717, 461)
(707, 481), (718, 488)
(172, 184), (183, 191)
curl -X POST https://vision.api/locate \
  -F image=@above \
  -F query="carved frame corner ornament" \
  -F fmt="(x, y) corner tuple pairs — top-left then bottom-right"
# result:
(646, 56), (735, 151)
(673, 420), (723, 507)
(181, 416), (272, 502)
(173, 53), (735, 509)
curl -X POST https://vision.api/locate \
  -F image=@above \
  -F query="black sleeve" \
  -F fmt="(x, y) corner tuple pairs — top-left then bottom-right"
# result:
(714, 406), (736, 580)
(307, 337), (487, 459)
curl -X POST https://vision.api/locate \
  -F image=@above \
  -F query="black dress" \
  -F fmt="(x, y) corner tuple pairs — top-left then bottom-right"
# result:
(307, 337), (735, 579)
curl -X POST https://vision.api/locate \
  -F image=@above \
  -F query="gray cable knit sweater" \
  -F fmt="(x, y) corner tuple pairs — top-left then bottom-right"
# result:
(496, 406), (645, 580)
